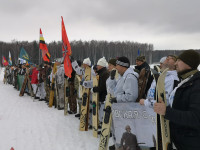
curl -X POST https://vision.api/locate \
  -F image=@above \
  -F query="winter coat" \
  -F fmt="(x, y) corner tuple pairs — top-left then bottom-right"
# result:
(135, 61), (150, 73)
(135, 62), (153, 96)
(144, 70), (179, 107)
(120, 132), (138, 150)
(39, 68), (46, 83)
(30, 67), (39, 84)
(106, 70), (120, 96)
(165, 71), (200, 149)
(114, 68), (138, 103)
(72, 61), (84, 76)
(56, 64), (65, 85)
(95, 67), (109, 102)
(46, 67), (52, 85)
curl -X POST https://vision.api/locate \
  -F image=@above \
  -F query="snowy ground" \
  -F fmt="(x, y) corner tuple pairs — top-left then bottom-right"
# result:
(0, 67), (102, 150)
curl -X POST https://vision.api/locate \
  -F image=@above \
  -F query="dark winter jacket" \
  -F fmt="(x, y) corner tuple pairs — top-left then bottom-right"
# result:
(96, 67), (109, 103)
(135, 61), (150, 73)
(46, 67), (52, 86)
(165, 71), (200, 149)
(39, 68), (46, 83)
(120, 132), (138, 150)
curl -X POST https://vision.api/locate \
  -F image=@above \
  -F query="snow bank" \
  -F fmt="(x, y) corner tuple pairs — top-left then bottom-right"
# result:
(0, 68), (102, 150)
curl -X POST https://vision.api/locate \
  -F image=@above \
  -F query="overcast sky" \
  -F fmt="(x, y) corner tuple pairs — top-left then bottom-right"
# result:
(0, 0), (200, 50)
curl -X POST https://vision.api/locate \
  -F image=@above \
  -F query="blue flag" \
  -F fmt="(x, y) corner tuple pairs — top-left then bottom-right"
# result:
(137, 49), (140, 56)
(19, 47), (29, 62)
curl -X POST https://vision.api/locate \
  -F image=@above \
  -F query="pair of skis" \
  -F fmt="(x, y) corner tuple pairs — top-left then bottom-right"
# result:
(19, 69), (33, 97)
(49, 63), (57, 107)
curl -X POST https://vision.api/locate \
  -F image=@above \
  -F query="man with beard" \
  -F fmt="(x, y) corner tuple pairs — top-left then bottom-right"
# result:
(154, 50), (200, 149)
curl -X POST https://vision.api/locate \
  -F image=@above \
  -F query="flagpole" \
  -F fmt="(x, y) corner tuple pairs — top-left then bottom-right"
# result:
(39, 28), (40, 65)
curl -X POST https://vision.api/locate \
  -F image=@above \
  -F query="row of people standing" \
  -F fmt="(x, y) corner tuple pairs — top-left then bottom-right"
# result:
(3, 49), (200, 150)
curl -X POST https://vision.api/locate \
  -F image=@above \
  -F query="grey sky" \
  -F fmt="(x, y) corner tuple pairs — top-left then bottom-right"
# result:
(0, 0), (200, 49)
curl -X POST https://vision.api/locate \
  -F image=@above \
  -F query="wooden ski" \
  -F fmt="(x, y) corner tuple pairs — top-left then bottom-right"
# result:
(98, 94), (112, 150)
(49, 63), (57, 107)
(64, 78), (69, 115)
(156, 68), (171, 150)
(92, 75), (99, 137)
(79, 66), (91, 131)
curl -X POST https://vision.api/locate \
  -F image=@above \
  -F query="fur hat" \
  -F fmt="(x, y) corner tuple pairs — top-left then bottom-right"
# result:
(116, 56), (130, 68)
(108, 58), (117, 66)
(178, 50), (200, 69)
(97, 57), (108, 67)
(83, 57), (91, 66)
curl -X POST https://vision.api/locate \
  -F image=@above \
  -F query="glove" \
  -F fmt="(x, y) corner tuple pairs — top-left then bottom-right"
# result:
(80, 80), (83, 85)
(110, 97), (117, 104)
(39, 78), (43, 83)
(93, 86), (99, 93)
(110, 70), (116, 80)
(70, 56), (74, 62)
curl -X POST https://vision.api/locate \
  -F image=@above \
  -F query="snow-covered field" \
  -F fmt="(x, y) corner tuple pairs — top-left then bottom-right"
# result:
(0, 67), (101, 150)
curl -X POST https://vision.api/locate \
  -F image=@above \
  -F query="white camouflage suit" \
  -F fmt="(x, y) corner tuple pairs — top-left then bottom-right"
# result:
(55, 64), (65, 109)
(144, 70), (179, 108)
(72, 60), (94, 126)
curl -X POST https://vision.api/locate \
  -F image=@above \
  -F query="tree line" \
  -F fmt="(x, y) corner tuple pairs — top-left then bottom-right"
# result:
(0, 40), (199, 66)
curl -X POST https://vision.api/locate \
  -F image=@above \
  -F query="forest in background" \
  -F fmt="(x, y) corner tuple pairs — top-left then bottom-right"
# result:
(0, 40), (199, 66)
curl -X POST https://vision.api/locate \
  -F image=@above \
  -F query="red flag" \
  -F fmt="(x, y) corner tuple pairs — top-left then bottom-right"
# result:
(39, 28), (50, 62)
(2, 56), (8, 66)
(61, 16), (72, 78)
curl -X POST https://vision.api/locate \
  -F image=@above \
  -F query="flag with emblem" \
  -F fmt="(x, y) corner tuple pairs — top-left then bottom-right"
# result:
(61, 16), (72, 78)
(19, 47), (29, 62)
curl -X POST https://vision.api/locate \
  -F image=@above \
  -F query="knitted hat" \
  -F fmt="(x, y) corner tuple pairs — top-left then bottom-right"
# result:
(83, 57), (91, 66)
(136, 56), (145, 62)
(159, 56), (167, 63)
(97, 57), (108, 67)
(116, 56), (130, 68)
(178, 50), (200, 69)
(108, 58), (116, 66)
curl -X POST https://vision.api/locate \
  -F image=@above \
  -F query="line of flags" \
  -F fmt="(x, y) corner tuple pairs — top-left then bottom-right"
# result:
(1, 16), (73, 78)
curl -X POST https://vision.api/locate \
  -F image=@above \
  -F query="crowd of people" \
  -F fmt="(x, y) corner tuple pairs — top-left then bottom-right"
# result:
(3, 49), (200, 150)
